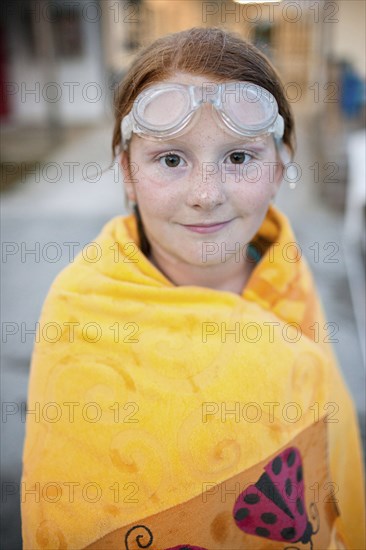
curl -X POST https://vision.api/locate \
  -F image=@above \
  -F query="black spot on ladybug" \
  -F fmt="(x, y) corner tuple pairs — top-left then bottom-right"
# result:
(296, 497), (304, 515)
(255, 527), (270, 537)
(235, 507), (249, 521)
(261, 512), (277, 524)
(296, 465), (303, 483)
(272, 456), (282, 475)
(285, 478), (292, 496)
(287, 450), (296, 467)
(281, 527), (296, 540)
(244, 493), (260, 504)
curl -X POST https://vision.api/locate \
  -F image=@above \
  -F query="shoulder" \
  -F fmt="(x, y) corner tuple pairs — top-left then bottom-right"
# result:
(43, 214), (137, 299)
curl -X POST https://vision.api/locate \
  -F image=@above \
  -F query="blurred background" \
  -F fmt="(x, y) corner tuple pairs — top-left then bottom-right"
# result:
(1, 0), (365, 547)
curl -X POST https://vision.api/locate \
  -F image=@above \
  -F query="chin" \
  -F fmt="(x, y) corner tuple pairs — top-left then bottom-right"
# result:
(175, 245), (228, 267)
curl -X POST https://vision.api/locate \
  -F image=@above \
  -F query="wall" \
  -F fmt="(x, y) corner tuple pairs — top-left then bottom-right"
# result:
(332, 0), (366, 77)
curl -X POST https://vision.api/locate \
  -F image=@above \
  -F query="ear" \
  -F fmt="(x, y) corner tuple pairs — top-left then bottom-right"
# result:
(269, 159), (283, 201)
(119, 151), (136, 202)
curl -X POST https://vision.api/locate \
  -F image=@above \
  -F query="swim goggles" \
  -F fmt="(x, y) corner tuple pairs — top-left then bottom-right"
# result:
(121, 81), (285, 151)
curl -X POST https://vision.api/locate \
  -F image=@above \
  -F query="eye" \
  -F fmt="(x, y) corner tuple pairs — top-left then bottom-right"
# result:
(158, 153), (185, 168)
(225, 151), (253, 165)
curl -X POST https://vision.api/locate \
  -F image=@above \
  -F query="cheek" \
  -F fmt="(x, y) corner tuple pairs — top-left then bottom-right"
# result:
(133, 168), (184, 217)
(233, 164), (275, 209)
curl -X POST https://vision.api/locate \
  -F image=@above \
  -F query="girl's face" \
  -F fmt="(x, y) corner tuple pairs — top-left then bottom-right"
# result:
(120, 72), (284, 267)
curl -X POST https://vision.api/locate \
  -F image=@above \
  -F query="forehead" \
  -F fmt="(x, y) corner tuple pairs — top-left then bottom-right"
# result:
(132, 129), (274, 152)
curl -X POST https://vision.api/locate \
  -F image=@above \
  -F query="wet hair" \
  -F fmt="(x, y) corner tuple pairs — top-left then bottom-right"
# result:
(112, 26), (296, 256)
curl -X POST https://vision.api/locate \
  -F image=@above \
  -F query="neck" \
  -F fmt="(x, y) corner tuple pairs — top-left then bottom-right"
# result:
(148, 248), (256, 295)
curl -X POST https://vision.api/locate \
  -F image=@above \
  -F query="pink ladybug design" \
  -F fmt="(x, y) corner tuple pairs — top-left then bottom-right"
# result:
(233, 447), (319, 549)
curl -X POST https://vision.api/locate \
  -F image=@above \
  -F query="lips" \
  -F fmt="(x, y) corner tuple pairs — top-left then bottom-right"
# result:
(182, 219), (234, 234)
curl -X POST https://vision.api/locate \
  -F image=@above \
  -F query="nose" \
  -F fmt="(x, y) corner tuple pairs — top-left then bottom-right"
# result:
(185, 163), (226, 210)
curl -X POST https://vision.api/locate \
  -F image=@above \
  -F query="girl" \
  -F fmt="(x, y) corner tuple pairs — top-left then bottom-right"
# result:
(21, 27), (365, 549)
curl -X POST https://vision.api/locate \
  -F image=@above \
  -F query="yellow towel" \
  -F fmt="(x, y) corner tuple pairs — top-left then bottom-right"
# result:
(21, 205), (365, 549)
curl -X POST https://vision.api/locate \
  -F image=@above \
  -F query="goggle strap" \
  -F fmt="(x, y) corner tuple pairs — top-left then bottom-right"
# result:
(273, 114), (285, 140)
(122, 113), (133, 141)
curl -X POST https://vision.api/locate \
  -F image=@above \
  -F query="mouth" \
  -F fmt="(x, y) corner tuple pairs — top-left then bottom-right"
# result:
(181, 218), (234, 234)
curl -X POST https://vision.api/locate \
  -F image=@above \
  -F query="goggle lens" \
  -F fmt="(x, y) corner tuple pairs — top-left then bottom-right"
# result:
(221, 85), (276, 129)
(137, 88), (191, 130)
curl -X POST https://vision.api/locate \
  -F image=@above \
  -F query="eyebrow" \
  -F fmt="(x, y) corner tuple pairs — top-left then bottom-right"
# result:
(221, 139), (268, 148)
